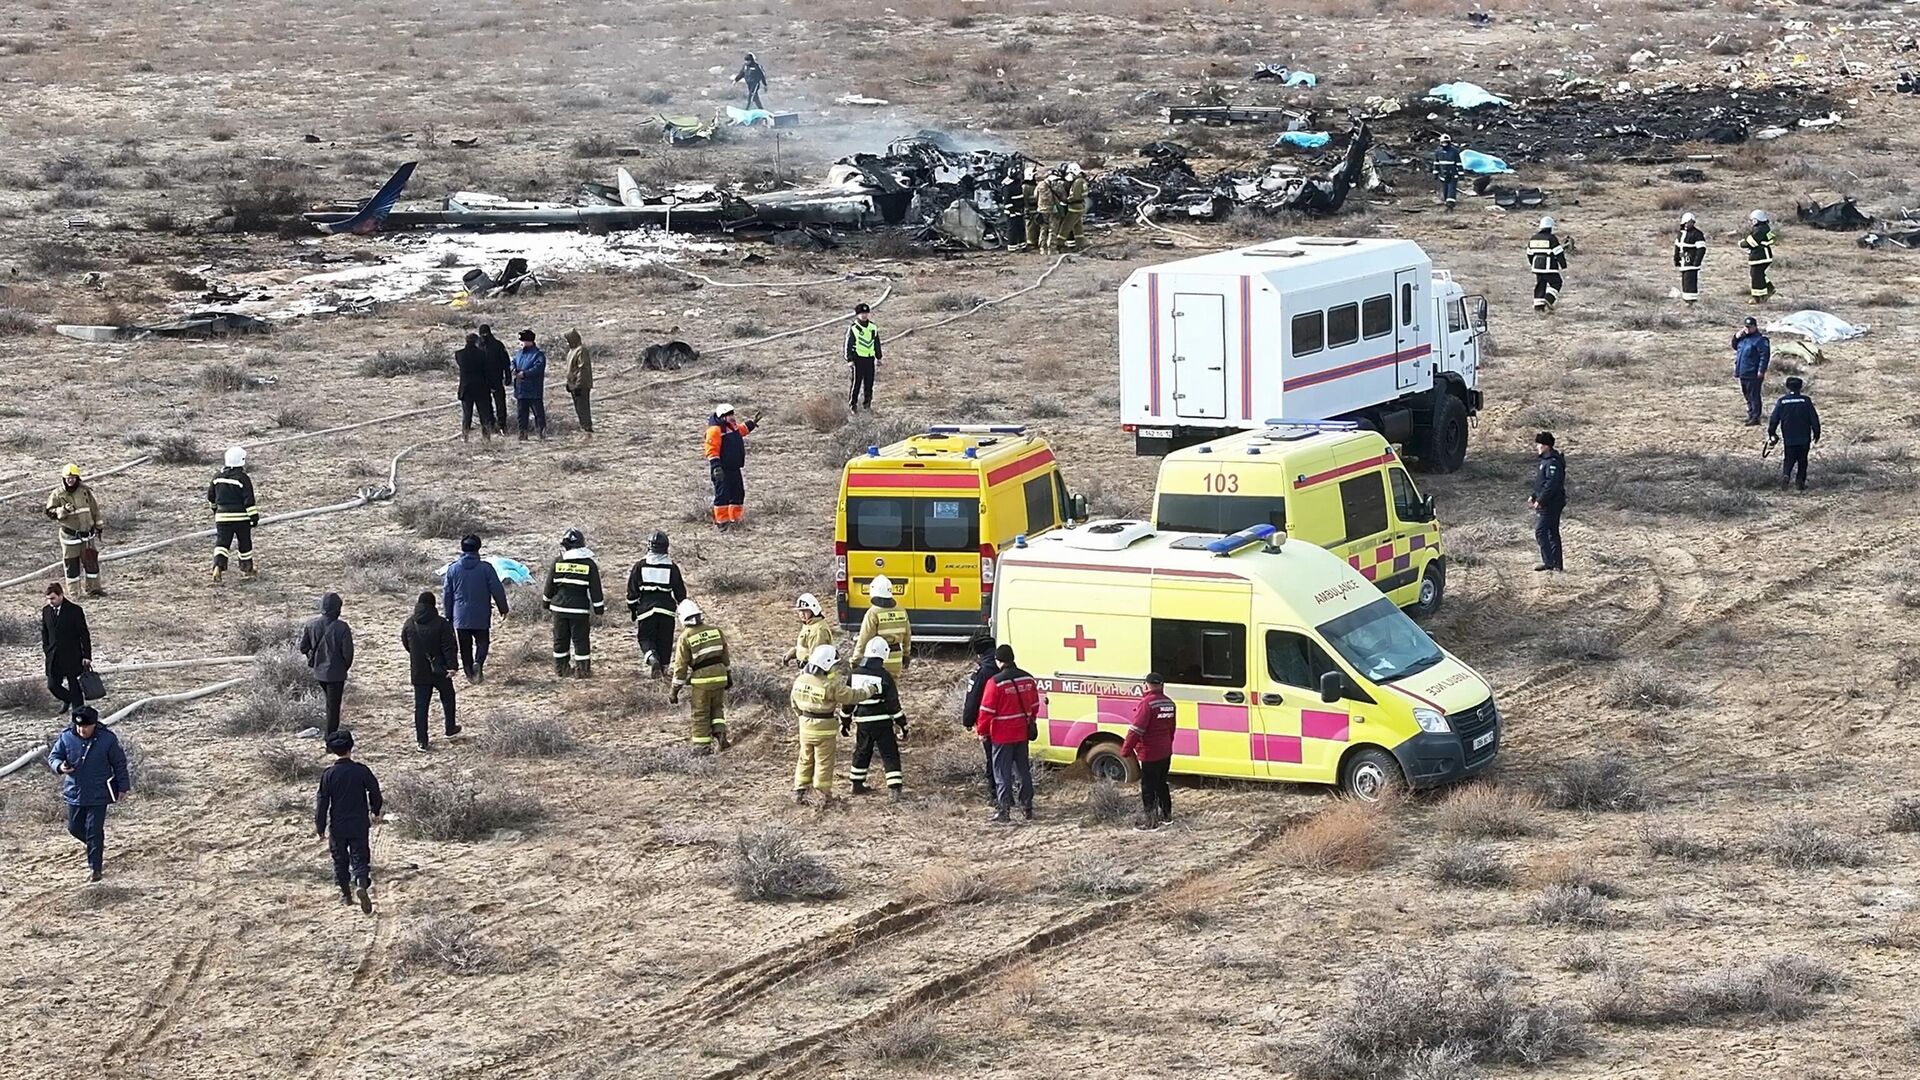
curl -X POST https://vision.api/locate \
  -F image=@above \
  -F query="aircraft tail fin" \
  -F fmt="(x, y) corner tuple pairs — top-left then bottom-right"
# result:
(317, 161), (418, 236)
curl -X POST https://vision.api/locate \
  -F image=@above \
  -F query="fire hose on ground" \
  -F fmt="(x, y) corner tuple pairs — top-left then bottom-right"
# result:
(0, 674), (249, 779)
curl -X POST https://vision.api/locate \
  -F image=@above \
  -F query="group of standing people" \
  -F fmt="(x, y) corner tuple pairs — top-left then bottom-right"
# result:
(1005, 161), (1088, 253)
(453, 324), (594, 443)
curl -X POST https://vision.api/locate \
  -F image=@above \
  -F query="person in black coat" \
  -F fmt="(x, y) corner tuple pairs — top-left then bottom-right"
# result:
(315, 729), (382, 912)
(1767, 376), (1822, 491)
(400, 591), (460, 750)
(959, 635), (998, 799)
(477, 324), (512, 436)
(455, 333), (495, 442)
(40, 582), (91, 715)
(1528, 431), (1567, 572)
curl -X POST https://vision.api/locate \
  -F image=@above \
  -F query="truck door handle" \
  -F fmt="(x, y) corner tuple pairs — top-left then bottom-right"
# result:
(924, 555), (936, 573)
(1261, 693), (1283, 705)
(1223, 691), (1245, 704)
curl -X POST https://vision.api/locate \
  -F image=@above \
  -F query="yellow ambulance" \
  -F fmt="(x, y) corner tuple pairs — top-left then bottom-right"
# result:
(992, 520), (1498, 799)
(836, 424), (1082, 642)
(1152, 420), (1447, 616)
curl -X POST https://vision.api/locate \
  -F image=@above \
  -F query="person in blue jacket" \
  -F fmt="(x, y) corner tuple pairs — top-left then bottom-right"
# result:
(1732, 316), (1771, 426)
(443, 534), (510, 683)
(47, 705), (130, 882)
(511, 328), (548, 441)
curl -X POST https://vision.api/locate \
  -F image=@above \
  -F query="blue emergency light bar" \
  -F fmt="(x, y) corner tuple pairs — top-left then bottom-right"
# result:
(1261, 418), (1360, 431)
(1206, 523), (1279, 556)
(927, 424), (1027, 435)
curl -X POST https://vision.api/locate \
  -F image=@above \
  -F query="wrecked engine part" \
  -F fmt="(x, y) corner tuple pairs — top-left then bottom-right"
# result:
(640, 341), (699, 370)
(1796, 195), (1872, 231)
(1092, 123), (1373, 222)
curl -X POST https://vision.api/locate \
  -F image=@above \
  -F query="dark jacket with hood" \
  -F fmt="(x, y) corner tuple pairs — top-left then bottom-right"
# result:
(478, 332), (512, 389)
(298, 593), (354, 683)
(41, 597), (91, 676)
(401, 595), (459, 686)
(47, 722), (129, 807)
(443, 551), (509, 631)
(455, 341), (491, 401)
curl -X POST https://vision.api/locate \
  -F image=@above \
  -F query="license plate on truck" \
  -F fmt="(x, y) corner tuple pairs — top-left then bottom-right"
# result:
(1141, 428), (1172, 439)
(1471, 731), (1495, 751)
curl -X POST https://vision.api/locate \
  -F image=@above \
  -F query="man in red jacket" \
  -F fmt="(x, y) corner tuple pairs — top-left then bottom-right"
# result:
(1121, 672), (1177, 830)
(977, 644), (1041, 823)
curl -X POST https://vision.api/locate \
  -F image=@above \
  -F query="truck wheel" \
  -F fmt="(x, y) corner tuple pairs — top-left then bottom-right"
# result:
(1083, 741), (1139, 783)
(1423, 396), (1470, 473)
(1340, 747), (1405, 802)
(1412, 561), (1445, 618)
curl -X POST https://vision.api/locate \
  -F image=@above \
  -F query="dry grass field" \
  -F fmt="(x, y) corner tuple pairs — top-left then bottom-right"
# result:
(2, 1), (1919, 1078)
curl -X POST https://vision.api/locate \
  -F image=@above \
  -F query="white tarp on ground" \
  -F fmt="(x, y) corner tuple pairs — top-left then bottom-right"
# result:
(1764, 309), (1867, 343)
(1425, 82), (1512, 109)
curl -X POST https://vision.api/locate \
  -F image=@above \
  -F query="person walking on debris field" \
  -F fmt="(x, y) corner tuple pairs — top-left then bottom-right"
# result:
(477, 324), (512, 436)
(563, 328), (594, 440)
(1529, 431), (1567, 573)
(734, 52), (769, 110)
(1057, 163), (1088, 252)
(455, 333), (495, 443)
(627, 530), (686, 678)
(1741, 209), (1778, 302)
(1527, 216), (1567, 314)
(847, 636), (909, 800)
(1767, 376), (1822, 492)
(1430, 133), (1463, 211)
(960, 635), (998, 799)
(1033, 165), (1059, 254)
(670, 598), (732, 753)
(46, 464), (106, 596)
(1733, 316), (1771, 426)
(512, 329), (548, 441)
(786, 593), (835, 667)
(705, 403), (758, 531)
(1673, 212), (1707, 304)
(402, 591), (461, 751)
(314, 729), (382, 914)
(979, 644), (1041, 823)
(543, 529), (605, 678)
(208, 445), (258, 582)
(48, 705), (128, 883)
(790, 643), (874, 807)
(299, 592), (355, 736)
(854, 575), (911, 676)
(1020, 163), (1044, 252)
(443, 534), (509, 684)
(846, 303), (881, 413)
(41, 582), (92, 718)
(1122, 672), (1177, 830)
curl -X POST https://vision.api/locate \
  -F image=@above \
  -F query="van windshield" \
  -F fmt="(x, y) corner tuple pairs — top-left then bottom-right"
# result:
(1317, 598), (1444, 683)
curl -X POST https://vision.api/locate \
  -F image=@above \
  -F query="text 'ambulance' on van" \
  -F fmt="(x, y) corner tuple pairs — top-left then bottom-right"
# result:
(1154, 420), (1447, 615)
(992, 520), (1499, 799)
(836, 425), (1083, 642)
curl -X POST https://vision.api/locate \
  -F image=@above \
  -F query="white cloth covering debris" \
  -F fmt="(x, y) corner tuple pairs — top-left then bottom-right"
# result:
(1764, 310), (1866, 344)
(1425, 82), (1511, 109)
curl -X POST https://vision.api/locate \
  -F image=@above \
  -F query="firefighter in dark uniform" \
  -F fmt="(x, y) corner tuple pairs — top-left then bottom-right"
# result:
(207, 445), (258, 582)
(845, 303), (881, 413)
(847, 636), (908, 800)
(626, 530), (685, 678)
(1527, 217), (1567, 314)
(1740, 209), (1777, 301)
(1529, 431), (1567, 572)
(670, 598), (731, 752)
(542, 528), (605, 677)
(1430, 133), (1463, 210)
(1673, 212), (1707, 303)
(1002, 162), (1030, 251)
(1767, 376), (1821, 491)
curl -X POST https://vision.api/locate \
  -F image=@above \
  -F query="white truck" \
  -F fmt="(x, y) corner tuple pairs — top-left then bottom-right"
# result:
(1117, 237), (1488, 470)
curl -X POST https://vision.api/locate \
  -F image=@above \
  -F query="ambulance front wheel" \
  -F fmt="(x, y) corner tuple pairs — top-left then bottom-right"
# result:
(1341, 747), (1405, 802)
(1412, 562), (1445, 618)
(1082, 741), (1139, 784)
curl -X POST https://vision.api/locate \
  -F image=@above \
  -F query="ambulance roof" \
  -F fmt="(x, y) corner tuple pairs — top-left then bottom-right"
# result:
(1163, 424), (1389, 468)
(999, 521), (1385, 624)
(1124, 236), (1429, 290)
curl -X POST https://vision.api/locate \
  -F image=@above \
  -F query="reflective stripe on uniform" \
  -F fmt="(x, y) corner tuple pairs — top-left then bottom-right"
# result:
(854, 713), (902, 723)
(691, 675), (727, 685)
(549, 605), (594, 614)
(211, 477), (244, 487)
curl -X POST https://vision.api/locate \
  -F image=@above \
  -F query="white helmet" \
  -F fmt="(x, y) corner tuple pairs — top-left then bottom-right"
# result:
(224, 446), (247, 468)
(676, 598), (702, 624)
(1750, 209), (1770, 224)
(1066, 161), (1082, 177)
(1680, 212), (1696, 224)
(864, 636), (892, 661)
(794, 593), (823, 616)
(1538, 216), (1556, 230)
(715, 402), (735, 416)
(807, 644), (837, 670)
(866, 575), (893, 600)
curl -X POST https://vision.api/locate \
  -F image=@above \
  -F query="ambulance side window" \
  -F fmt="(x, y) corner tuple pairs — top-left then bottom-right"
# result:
(1338, 474), (1389, 544)
(1265, 630), (1340, 690)
(1361, 295), (1393, 339)
(1327, 303), (1359, 348)
(1022, 475), (1056, 534)
(1290, 311), (1324, 357)
(1151, 619), (1245, 689)
(1389, 468), (1422, 521)
(848, 497), (909, 550)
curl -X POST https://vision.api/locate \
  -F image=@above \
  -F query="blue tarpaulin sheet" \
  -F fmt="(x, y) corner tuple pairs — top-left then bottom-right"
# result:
(726, 106), (775, 126)
(1272, 131), (1332, 149)
(437, 556), (533, 585)
(1460, 148), (1511, 173)
(1284, 71), (1317, 88)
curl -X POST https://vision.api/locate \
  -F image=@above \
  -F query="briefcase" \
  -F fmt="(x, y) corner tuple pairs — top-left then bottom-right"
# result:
(79, 670), (107, 701)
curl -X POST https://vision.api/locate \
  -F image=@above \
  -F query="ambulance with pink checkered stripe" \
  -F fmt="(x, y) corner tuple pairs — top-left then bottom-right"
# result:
(993, 519), (1499, 800)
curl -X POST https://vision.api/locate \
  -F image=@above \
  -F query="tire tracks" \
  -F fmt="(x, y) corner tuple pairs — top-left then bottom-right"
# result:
(101, 934), (217, 1072)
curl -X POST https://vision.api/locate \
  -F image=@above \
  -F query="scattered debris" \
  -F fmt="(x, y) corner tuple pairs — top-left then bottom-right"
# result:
(1164, 105), (1311, 127)
(1861, 213), (1920, 250)
(1796, 195), (1871, 231)
(1466, 11), (1493, 24)
(641, 341), (699, 370)
(54, 311), (270, 343)
(1252, 64), (1317, 88)
(1668, 167), (1708, 184)
(1765, 310), (1866, 344)
(836, 93), (890, 107)
(1091, 123), (1372, 222)
(460, 257), (537, 298)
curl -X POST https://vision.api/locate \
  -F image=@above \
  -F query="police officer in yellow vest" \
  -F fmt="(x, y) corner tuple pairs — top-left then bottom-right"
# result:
(790, 644), (874, 807)
(542, 528), (606, 677)
(845, 303), (881, 413)
(670, 598), (732, 752)
(786, 593), (835, 666)
(45, 464), (106, 596)
(854, 575), (911, 676)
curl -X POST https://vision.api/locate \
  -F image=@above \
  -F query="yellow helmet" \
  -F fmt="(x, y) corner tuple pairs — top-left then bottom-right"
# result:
(62, 463), (82, 478)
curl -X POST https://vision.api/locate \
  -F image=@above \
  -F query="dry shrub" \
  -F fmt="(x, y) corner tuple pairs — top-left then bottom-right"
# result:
(153, 433), (207, 464)
(907, 863), (992, 905)
(64, 885), (137, 912)
(731, 827), (842, 901)
(928, 735), (990, 787)
(1759, 811), (1869, 869)
(1541, 627), (1621, 663)
(1536, 753), (1645, 812)
(256, 744), (325, 783)
(1528, 884), (1617, 929)
(1427, 843), (1512, 888)
(396, 493), (488, 539)
(839, 1010), (946, 1062)
(387, 773), (545, 841)
(726, 662), (788, 712)
(1082, 780), (1135, 826)
(1293, 953), (1588, 1079)
(1433, 785), (1545, 839)
(1601, 661), (1690, 708)
(1636, 823), (1727, 861)
(478, 712), (576, 758)
(1592, 955), (1843, 1024)
(1056, 851), (1141, 898)
(820, 412), (927, 467)
(229, 614), (299, 653)
(389, 914), (509, 976)
(196, 362), (255, 392)
(1153, 878), (1228, 932)
(343, 538), (435, 595)
(705, 566), (770, 594)
(120, 737), (179, 798)
(221, 648), (324, 734)
(1558, 938), (1612, 973)
(1281, 799), (1393, 871)
(1570, 343), (1634, 370)
(797, 393), (844, 433)
(358, 341), (446, 377)
(0, 611), (34, 646)
(1888, 797), (1920, 833)
(1029, 395), (1068, 418)
(0, 678), (44, 710)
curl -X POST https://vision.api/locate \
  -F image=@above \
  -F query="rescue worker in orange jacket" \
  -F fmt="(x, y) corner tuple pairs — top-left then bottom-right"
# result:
(704, 403), (759, 530)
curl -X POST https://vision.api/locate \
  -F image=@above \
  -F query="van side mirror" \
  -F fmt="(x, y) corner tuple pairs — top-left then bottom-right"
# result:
(1422, 495), (1437, 521)
(1068, 493), (1088, 523)
(1319, 670), (1345, 703)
